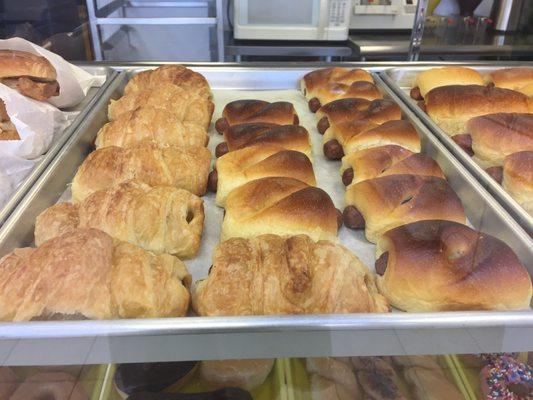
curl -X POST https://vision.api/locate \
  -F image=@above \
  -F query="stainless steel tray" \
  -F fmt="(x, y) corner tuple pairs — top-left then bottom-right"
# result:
(380, 63), (533, 235)
(0, 66), (118, 228)
(0, 64), (530, 366)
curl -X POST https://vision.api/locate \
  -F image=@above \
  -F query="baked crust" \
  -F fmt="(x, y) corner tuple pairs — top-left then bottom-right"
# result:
(415, 67), (484, 98)
(489, 67), (533, 91)
(502, 151), (533, 215)
(0, 50), (56, 80)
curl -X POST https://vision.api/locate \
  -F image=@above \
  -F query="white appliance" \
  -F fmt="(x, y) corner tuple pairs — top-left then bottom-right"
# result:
(350, 0), (417, 30)
(233, 0), (351, 41)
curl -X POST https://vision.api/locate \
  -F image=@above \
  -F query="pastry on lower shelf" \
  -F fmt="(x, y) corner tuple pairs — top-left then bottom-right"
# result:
(220, 177), (337, 242)
(193, 234), (389, 316)
(215, 123), (311, 158)
(0, 98), (20, 140)
(35, 180), (204, 259)
(214, 100), (298, 134)
(0, 228), (191, 321)
(340, 146), (443, 186)
(375, 220), (532, 312)
(115, 362), (198, 397)
(126, 388), (253, 400)
(306, 358), (360, 400)
(351, 357), (405, 400)
(212, 145), (316, 206)
(425, 85), (530, 136)
(10, 372), (88, 400)
(479, 354), (532, 400)
(316, 98), (401, 134)
(391, 356), (440, 371)
(310, 375), (356, 400)
(0, 367), (16, 399)
(489, 67), (533, 91)
(71, 143), (211, 202)
(503, 151), (533, 215)
(96, 107), (208, 149)
(199, 359), (274, 391)
(344, 174), (465, 243)
(404, 366), (463, 400)
(409, 67), (484, 100)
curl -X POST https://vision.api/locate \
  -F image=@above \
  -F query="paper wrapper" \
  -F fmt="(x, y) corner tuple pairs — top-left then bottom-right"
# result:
(0, 152), (36, 208)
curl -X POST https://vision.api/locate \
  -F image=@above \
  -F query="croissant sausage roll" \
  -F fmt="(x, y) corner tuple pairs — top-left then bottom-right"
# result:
(340, 146), (444, 186)
(35, 181), (204, 258)
(216, 123), (311, 158)
(324, 120), (421, 161)
(344, 174), (466, 243)
(489, 67), (533, 91)
(213, 145), (316, 206)
(193, 234), (390, 316)
(221, 177), (337, 242)
(425, 85), (530, 136)
(503, 151), (533, 215)
(108, 83), (214, 130)
(375, 220), (532, 311)
(214, 100), (298, 134)
(465, 113), (533, 168)
(124, 65), (212, 99)
(0, 229), (191, 321)
(71, 143), (211, 202)
(307, 81), (382, 113)
(96, 107), (208, 149)
(409, 67), (485, 100)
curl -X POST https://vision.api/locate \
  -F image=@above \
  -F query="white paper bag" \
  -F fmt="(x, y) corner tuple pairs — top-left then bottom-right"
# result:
(0, 152), (37, 208)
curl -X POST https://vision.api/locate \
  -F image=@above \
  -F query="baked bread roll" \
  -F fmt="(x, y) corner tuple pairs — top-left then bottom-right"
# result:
(306, 358), (360, 400)
(316, 98), (401, 135)
(193, 234), (389, 316)
(413, 67), (484, 99)
(518, 82), (533, 96)
(351, 357), (405, 400)
(213, 145), (316, 206)
(96, 107), (208, 149)
(324, 120), (421, 160)
(310, 375), (354, 400)
(0, 50), (59, 100)
(0, 228), (191, 321)
(221, 177), (336, 242)
(108, 83), (214, 129)
(124, 65), (211, 99)
(0, 99), (19, 140)
(199, 359), (274, 391)
(375, 220), (532, 311)
(35, 181), (204, 258)
(344, 174), (466, 243)
(340, 146), (444, 186)
(503, 151), (533, 215)
(216, 123), (311, 158)
(308, 81), (382, 113)
(467, 113), (533, 167)
(404, 367), (463, 400)
(71, 143), (211, 202)
(214, 100), (298, 134)
(425, 85), (530, 136)
(489, 67), (533, 91)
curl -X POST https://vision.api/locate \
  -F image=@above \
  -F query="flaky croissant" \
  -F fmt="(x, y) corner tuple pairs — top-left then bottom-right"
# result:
(35, 181), (204, 258)
(193, 234), (389, 316)
(0, 229), (191, 321)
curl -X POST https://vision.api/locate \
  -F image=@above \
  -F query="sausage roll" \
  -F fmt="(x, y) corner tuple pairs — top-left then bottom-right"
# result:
(503, 151), (533, 215)
(489, 67), (533, 91)
(411, 67), (484, 100)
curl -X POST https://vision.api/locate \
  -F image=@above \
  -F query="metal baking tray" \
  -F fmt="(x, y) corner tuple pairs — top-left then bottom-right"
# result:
(380, 63), (533, 235)
(0, 65), (118, 228)
(0, 64), (530, 366)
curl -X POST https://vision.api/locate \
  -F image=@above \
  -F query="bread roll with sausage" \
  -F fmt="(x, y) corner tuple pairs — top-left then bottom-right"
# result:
(489, 67), (533, 91)
(503, 151), (533, 215)
(307, 81), (382, 113)
(413, 67), (484, 99)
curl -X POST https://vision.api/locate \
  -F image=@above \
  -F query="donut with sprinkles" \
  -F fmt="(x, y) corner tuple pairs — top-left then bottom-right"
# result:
(480, 354), (532, 399)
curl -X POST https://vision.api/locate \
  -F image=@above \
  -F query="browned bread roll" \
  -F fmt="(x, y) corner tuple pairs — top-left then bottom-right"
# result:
(503, 151), (533, 215)
(199, 359), (274, 391)
(214, 145), (316, 206)
(215, 100), (298, 134)
(309, 374), (354, 400)
(324, 120), (421, 160)
(425, 85), (530, 136)
(0, 50), (59, 100)
(124, 65), (211, 99)
(0, 228), (191, 321)
(489, 68), (533, 91)
(414, 67), (484, 99)
(0, 99), (19, 140)
(344, 174), (466, 243)
(341, 146), (444, 186)
(71, 143), (211, 202)
(219, 123), (311, 157)
(376, 220), (532, 311)
(306, 358), (361, 400)
(221, 177), (336, 242)
(193, 234), (389, 316)
(404, 366), (464, 400)
(316, 98), (401, 134)
(308, 81), (382, 113)
(96, 107), (208, 149)
(352, 357), (405, 400)
(35, 181), (204, 258)
(467, 113), (533, 167)
(108, 83), (214, 130)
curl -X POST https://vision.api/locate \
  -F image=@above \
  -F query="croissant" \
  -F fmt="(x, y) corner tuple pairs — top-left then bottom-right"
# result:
(96, 107), (208, 149)
(108, 83), (214, 129)
(221, 177), (338, 242)
(193, 234), (389, 316)
(35, 181), (204, 258)
(0, 229), (191, 321)
(71, 143), (211, 202)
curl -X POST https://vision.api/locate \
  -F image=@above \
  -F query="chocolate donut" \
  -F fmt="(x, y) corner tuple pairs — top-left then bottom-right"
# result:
(10, 372), (88, 400)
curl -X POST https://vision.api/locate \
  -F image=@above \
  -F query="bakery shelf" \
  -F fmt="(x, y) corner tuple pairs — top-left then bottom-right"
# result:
(380, 63), (533, 236)
(0, 63), (530, 366)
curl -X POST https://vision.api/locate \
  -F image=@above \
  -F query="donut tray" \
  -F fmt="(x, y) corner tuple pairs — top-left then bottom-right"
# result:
(380, 63), (533, 235)
(0, 63), (530, 366)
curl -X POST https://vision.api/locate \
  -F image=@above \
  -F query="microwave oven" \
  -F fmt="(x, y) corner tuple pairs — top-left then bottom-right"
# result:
(233, 0), (351, 41)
